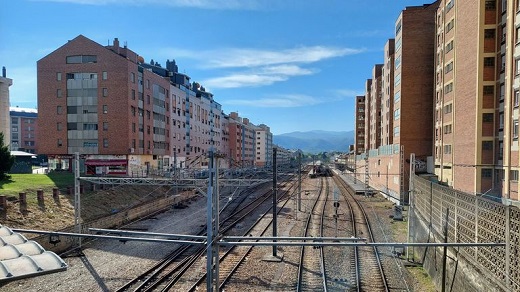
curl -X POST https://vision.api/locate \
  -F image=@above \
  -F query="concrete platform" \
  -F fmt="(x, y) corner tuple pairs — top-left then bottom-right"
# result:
(334, 171), (376, 195)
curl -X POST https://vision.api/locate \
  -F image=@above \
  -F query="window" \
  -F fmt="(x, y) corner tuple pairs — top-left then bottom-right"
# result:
(444, 82), (453, 93)
(482, 169), (492, 178)
(102, 71), (107, 80)
(103, 138), (109, 148)
(103, 122), (108, 131)
(57, 72), (62, 81)
(514, 119), (519, 139)
(482, 141), (493, 150)
(394, 108), (400, 120)
(83, 142), (98, 147)
(103, 105), (108, 113)
(444, 144), (452, 154)
(445, 61), (453, 73)
(393, 126), (400, 137)
(67, 123), (77, 130)
(57, 106), (62, 115)
(83, 123), (98, 130)
(446, 40), (454, 52)
(515, 90), (520, 107)
(103, 88), (108, 97)
(485, 0), (496, 10)
(66, 55), (97, 64)
(57, 139), (63, 147)
(444, 124), (452, 134)
(394, 56), (401, 69)
(132, 89), (136, 100)
(446, 19), (455, 33)
(511, 170), (519, 181)
(516, 59), (520, 75)
(446, 0), (454, 11)
(57, 88), (62, 98)
(395, 38), (402, 51)
(394, 73), (401, 86)
(483, 85), (494, 95)
(146, 79), (150, 89)
(57, 122), (62, 131)
(484, 57), (495, 67)
(484, 29), (495, 39)
(131, 72), (135, 83)
(395, 19), (402, 35)
(483, 113), (493, 122)
(444, 103), (453, 114)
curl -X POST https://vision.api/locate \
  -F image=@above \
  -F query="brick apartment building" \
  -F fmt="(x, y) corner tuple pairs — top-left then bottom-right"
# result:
(255, 124), (273, 167)
(10, 107), (38, 154)
(37, 35), (271, 175)
(355, 2), (439, 203)
(228, 112), (256, 167)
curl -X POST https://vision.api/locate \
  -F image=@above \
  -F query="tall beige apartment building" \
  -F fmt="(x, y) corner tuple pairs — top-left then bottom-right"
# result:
(0, 67), (12, 146)
(355, 95), (366, 154)
(381, 39), (395, 147)
(368, 64), (383, 151)
(433, 0), (514, 198)
(363, 79), (372, 151)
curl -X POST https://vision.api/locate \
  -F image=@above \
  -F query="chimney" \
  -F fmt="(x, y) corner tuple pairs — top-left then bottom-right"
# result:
(113, 38), (120, 54)
(2, 66), (5, 78)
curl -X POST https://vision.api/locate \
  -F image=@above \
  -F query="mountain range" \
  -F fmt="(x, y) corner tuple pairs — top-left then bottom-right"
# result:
(273, 130), (354, 153)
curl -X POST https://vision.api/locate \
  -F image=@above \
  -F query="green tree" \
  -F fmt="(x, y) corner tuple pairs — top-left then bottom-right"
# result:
(0, 132), (14, 180)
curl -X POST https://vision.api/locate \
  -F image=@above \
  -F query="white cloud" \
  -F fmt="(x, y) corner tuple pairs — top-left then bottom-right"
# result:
(160, 46), (363, 88)
(334, 89), (365, 98)
(202, 64), (314, 88)
(203, 74), (288, 89)
(225, 94), (322, 108)
(33, 0), (263, 10)
(205, 46), (362, 68)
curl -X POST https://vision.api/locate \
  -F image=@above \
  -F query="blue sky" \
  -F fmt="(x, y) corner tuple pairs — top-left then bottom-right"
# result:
(1, 0), (430, 135)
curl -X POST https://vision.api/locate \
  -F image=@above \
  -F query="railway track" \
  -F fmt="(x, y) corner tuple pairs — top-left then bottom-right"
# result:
(189, 182), (296, 291)
(296, 177), (328, 291)
(116, 172), (298, 291)
(333, 174), (389, 292)
(115, 179), (275, 292)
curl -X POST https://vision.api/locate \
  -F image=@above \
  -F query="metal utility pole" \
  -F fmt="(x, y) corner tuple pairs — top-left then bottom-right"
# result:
(364, 154), (369, 197)
(407, 153), (416, 261)
(298, 151), (302, 212)
(206, 149), (219, 291)
(272, 147), (278, 257)
(441, 208), (450, 292)
(74, 152), (81, 249)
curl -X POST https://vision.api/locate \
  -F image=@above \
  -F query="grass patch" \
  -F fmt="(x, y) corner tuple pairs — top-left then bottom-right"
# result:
(0, 173), (74, 195)
(407, 266), (436, 291)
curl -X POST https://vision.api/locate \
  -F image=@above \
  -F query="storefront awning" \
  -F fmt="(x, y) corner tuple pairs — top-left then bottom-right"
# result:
(85, 160), (127, 166)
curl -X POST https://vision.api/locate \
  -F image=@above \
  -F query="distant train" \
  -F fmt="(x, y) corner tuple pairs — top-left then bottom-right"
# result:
(309, 163), (333, 178)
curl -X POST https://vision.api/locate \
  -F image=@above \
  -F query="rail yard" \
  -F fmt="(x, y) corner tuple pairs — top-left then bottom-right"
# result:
(2, 166), (423, 291)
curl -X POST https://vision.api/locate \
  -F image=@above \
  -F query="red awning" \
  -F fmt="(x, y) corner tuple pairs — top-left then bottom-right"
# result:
(85, 160), (127, 166)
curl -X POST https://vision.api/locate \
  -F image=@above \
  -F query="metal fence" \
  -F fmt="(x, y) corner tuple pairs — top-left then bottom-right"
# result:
(412, 175), (520, 291)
